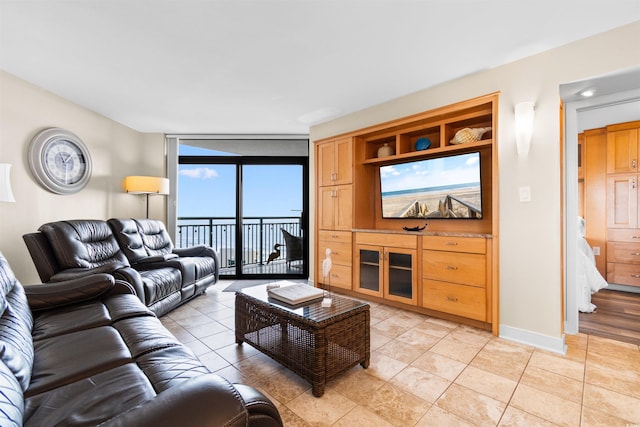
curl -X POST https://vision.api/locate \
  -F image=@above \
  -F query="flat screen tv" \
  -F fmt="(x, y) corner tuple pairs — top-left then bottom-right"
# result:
(380, 152), (482, 219)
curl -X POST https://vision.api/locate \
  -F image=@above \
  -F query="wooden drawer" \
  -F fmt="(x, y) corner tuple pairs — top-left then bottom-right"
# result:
(318, 230), (351, 243)
(423, 250), (486, 287)
(318, 239), (352, 266)
(607, 242), (640, 264)
(322, 263), (352, 290)
(355, 232), (417, 249)
(422, 235), (486, 254)
(607, 262), (640, 287)
(422, 279), (486, 321)
(607, 228), (640, 243)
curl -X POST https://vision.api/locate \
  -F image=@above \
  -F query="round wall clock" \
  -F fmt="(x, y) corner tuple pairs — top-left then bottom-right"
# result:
(28, 127), (93, 194)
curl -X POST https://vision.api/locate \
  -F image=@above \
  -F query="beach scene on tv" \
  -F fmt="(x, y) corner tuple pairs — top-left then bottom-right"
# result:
(380, 152), (482, 219)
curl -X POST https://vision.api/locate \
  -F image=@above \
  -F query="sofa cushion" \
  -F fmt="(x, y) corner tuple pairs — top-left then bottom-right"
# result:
(0, 256), (34, 392)
(134, 218), (174, 255)
(139, 268), (182, 306)
(0, 360), (23, 427)
(114, 316), (184, 358)
(24, 363), (156, 427)
(107, 218), (151, 263)
(39, 220), (129, 270)
(31, 301), (111, 341)
(136, 346), (210, 393)
(26, 326), (132, 397)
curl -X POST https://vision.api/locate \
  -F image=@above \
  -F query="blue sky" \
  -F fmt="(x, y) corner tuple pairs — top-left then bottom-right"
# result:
(380, 152), (480, 193)
(177, 145), (303, 218)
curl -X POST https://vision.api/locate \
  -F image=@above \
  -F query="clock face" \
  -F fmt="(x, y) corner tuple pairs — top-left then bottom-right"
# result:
(29, 128), (93, 194)
(44, 139), (88, 185)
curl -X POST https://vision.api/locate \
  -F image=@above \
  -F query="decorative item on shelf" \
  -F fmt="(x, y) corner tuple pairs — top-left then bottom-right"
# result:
(402, 223), (427, 232)
(377, 143), (395, 157)
(414, 137), (431, 151)
(450, 127), (492, 145)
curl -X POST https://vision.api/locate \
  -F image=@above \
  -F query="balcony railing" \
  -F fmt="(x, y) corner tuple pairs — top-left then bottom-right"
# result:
(176, 216), (302, 270)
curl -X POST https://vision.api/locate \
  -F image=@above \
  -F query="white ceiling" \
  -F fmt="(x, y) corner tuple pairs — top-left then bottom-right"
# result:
(1, 1), (639, 135)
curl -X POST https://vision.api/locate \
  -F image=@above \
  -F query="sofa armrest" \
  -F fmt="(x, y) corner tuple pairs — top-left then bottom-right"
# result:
(173, 246), (220, 281)
(100, 374), (252, 427)
(47, 262), (130, 282)
(25, 273), (116, 311)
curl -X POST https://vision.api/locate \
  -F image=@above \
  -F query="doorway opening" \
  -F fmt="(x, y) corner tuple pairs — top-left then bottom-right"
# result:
(561, 67), (640, 342)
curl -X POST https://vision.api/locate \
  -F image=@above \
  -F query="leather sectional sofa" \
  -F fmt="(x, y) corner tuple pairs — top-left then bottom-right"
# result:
(23, 218), (218, 317)
(0, 251), (282, 426)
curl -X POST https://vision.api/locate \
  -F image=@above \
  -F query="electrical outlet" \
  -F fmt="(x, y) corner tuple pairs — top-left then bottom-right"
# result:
(592, 246), (600, 256)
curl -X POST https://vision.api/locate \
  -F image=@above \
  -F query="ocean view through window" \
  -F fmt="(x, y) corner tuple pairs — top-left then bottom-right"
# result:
(177, 141), (308, 278)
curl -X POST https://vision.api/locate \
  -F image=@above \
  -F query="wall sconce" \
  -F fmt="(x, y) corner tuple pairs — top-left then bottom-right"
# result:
(0, 163), (16, 203)
(122, 176), (169, 218)
(515, 101), (535, 156)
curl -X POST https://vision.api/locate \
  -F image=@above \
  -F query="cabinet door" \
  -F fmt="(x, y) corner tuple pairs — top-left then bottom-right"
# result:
(334, 137), (353, 185)
(318, 142), (337, 187)
(355, 244), (383, 297)
(607, 128), (639, 174)
(384, 248), (418, 305)
(607, 174), (638, 229)
(319, 187), (337, 229)
(334, 185), (352, 230)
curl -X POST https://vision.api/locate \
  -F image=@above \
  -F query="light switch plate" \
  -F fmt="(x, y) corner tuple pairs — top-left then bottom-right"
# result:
(519, 186), (531, 202)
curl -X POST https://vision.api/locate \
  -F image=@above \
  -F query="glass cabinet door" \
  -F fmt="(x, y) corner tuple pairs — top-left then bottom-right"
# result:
(387, 251), (413, 298)
(358, 247), (382, 294)
(384, 248), (418, 305)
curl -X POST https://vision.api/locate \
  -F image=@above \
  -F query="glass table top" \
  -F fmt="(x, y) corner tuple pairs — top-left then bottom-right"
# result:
(238, 282), (369, 323)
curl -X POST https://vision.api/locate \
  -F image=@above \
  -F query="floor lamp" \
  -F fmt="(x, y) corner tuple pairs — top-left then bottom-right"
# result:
(123, 176), (169, 218)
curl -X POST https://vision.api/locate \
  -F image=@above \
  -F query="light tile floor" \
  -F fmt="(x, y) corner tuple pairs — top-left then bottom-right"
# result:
(160, 282), (640, 426)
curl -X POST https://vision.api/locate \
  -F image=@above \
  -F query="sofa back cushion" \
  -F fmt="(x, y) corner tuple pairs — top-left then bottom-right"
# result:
(108, 218), (149, 263)
(133, 219), (174, 256)
(39, 220), (129, 270)
(0, 252), (35, 392)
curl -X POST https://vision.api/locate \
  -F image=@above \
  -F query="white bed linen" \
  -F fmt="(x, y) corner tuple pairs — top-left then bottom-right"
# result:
(577, 217), (608, 313)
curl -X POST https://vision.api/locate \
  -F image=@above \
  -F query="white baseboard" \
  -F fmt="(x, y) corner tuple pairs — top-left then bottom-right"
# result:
(499, 324), (567, 355)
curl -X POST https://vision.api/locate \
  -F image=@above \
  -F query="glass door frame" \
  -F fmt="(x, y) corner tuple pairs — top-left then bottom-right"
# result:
(178, 154), (309, 280)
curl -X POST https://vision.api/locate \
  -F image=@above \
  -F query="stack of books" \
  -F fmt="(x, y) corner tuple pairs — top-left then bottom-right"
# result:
(267, 284), (324, 305)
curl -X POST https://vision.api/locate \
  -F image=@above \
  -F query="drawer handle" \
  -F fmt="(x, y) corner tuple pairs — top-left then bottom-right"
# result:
(632, 253), (640, 256)
(445, 242), (458, 246)
(631, 274), (640, 278)
(446, 296), (458, 302)
(445, 265), (458, 270)
(633, 236), (640, 239)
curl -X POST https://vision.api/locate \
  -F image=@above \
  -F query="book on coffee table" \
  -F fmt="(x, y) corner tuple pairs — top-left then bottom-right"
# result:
(267, 284), (324, 305)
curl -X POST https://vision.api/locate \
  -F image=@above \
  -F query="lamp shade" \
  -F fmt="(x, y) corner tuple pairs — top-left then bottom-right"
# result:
(515, 101), (535, 156)
(0, 163), (16, 202)
(122, 176), (169, 195)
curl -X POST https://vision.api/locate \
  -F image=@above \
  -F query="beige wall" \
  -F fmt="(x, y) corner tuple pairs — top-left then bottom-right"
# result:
(0, 70), (166, 284)
(310, 21), (640, 345)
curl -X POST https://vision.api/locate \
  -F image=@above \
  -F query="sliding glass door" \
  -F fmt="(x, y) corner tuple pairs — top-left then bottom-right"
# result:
(241, 164), (305, 276)
(176, 142), (308, 279)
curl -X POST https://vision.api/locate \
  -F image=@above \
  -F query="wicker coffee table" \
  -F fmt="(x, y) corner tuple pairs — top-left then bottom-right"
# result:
(235, 284), (370, 397)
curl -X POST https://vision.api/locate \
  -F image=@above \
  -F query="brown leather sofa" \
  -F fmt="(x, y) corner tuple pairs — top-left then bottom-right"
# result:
(0, 251), (282, 426)
(23, 218), (219, 316)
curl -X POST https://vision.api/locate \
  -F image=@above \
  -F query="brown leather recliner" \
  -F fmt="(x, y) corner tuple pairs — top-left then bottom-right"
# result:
(0, 251), (282, 426)
(23, 219), (219, 317)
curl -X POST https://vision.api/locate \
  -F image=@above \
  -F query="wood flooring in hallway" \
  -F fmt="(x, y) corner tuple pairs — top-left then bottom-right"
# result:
(579, 289), (640, 346)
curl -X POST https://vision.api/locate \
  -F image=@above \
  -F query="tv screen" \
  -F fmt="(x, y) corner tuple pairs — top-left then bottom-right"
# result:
(380, 152), (482, 219)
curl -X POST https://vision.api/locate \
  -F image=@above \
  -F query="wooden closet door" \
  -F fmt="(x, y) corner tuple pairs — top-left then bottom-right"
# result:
(607, 174), (638, 228)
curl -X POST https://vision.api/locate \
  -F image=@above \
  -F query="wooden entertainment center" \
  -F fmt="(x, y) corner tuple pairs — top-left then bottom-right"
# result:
(314, 93), (499, 334)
